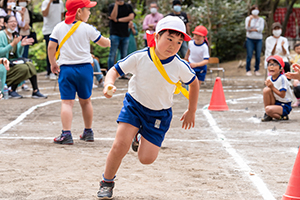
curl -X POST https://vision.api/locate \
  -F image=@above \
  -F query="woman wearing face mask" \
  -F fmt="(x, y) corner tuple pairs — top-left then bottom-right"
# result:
(245, 5), (264, 76)
(265, 22), (290, 74)
(0, 0), (25, 32)
(0, 15), (47, 99)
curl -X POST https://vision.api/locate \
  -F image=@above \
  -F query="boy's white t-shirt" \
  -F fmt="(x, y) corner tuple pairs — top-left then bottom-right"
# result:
(50, 21), (101, 65)
(267, 74), (293, 103)
(265, 36), (290, 68)
(188, 40), (210, 63)
(115, 48), (196, 110)
(41, 0), (65, 35)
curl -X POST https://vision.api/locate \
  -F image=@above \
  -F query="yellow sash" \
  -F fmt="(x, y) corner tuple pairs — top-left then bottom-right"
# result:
(55, 21), (82, 59)
(149, 46), (189, 99)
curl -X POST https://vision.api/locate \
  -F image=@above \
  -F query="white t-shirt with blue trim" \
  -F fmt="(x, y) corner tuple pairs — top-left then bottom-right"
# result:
(115, 48), (196, 110)
(188, 40), (210, 64)
(267, 74), (293, 103)
(50, 21), (101, 65)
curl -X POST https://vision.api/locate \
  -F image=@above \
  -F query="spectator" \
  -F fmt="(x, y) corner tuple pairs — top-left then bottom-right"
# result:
(0, 0), (26, 32)
(265, 22), (290, 74)
(142, 1), (163, 47)
(167, 0), (191, 58)
(261, 55), (293, 122)
(92, 55), (104, 88)
(0, 57), (9, 94)
(107, 0), (134, 73)
(0, 16), (5, 30)
(0, 15), (47, 99)
(245, 5), (264, 76)
(41, 0), (64, 80)
(288, 43), (300, 107)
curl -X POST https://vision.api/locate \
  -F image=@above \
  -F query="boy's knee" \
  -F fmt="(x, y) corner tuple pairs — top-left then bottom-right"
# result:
(265, 106), (273, 116)
(263, 87), (272, 94)
(138, 156), (156, 165)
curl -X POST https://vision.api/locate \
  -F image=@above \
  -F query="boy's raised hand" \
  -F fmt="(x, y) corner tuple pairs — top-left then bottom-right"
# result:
(103, 84), (116, 98)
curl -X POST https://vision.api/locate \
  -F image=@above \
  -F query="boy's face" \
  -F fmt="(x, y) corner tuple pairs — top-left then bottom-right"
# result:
(78, 7), (91, 23)
(193, 34), (205, 44)
(155, 30), (183, 60)
(295, 46), (300, 54)
(267, 60), (281, 77)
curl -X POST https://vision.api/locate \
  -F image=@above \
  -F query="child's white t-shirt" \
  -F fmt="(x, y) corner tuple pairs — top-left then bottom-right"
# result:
(50, 21), (101, 65)
(188, 40), (210, 64)
(115, 48), (196, 110)
(267, 74), (293, 103)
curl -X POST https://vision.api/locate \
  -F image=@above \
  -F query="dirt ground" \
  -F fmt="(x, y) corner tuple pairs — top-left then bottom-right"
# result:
(1, 60), (300, 200)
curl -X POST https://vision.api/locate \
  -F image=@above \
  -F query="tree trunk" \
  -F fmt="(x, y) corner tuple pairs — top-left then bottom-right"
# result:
(282, 0), (297, 35)
(205, 0), (212, 55)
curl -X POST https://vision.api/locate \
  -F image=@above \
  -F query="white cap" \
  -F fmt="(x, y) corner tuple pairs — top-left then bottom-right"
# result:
(155, 16), (191, 41)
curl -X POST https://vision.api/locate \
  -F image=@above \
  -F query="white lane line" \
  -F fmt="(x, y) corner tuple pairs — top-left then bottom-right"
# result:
(0, 93), (125, 135)
(202, 107), (275, 200)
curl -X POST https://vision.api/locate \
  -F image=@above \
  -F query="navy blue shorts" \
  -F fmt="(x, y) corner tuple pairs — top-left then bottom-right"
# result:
(117, 93), (173, 147)
(194, 65), (207, 81)
(58, 63), (93, 100)
(275, 101), (292, 116)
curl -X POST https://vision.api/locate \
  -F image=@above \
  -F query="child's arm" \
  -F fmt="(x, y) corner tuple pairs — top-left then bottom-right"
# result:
(48, 41), (59, 74)
(184, 49), (190, 61)
(265, 79), (286, 98)
(96, 36), (111, 48)
(190, 60), (209, 68)
(103, 67), (120, 98)
(180, 78), (199, 129)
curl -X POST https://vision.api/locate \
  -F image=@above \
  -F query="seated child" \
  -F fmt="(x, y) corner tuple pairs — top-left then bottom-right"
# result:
(289, 43), (300, 107)
(184, 25), (209, 88)
(262, 55), (293, 121)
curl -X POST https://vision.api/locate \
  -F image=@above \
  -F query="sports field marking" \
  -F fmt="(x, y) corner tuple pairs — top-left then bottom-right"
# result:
(202, 98), (276, 200)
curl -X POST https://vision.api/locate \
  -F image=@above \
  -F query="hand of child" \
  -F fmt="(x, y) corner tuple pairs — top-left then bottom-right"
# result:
(265, 79), (273, 88)
(51, 63), (60, 75)
(190, 63), (197, 68)
(103, 84), (116, 98)
(180, 109), (196, 130)
(286, 63), (300, 80)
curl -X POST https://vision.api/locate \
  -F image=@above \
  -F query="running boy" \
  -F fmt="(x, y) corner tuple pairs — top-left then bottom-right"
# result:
(48, 0), (110, 144)
(261, 55), (293, 122)
(184, 25), (209, 88)
(97, 16), (199, 199)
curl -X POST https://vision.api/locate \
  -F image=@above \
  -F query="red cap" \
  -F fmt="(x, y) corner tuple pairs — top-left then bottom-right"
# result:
(65, 0), (97, 24)
(192, 25), (207, 37)
(266, 55), (285, 69)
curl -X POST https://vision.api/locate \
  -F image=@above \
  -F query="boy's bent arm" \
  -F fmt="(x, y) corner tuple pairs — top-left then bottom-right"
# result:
(103, 67), (120, 98)
(180, 78), (199, 129)
(96, 36), (111, 48)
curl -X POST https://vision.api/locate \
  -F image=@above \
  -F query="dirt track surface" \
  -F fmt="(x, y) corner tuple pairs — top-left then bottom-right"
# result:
(1, 61), (300, 200)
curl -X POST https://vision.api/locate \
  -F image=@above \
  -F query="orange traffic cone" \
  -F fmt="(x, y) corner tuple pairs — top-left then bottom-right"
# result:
(208, 77), (228, 111)
(282, 148), (300, 200)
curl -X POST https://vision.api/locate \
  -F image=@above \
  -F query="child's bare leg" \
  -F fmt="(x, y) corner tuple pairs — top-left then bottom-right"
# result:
(61, 100), (74, 130)
(265, 105), (283, 119)
(79, 97), (93, 129)
(103, 122), (139, 179)
(263, 87), (275, 108)
(138, 137), (160, 164)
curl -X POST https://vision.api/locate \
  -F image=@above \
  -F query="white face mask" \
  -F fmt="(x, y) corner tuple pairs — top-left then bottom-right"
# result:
(19, 2), (27, 7)
(7, 2), (16, 7)
(150, 8), (157, 14)
(273, 29), (282, 37)
(173, 5), (181, 12)
(251, 9), (259, 16)
(7, 28), (14, 33)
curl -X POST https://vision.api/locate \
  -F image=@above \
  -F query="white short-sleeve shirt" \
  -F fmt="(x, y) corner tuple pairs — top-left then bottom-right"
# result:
(188, 40), (210, 64)
(50, 21), (101, 65)
(115, 48), (196, 110)
(267, 74), (293, 103)
(41, 0), (64, 35)
(265, 36), (290, 68)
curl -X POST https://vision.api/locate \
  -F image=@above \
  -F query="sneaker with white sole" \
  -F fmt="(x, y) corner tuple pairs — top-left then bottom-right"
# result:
(32, 90), (48, 99)
(255, 71), (261, 76)
(246, 71), (252, 76)
(97, 180), (114, 199)
(9, 90), (23, 99)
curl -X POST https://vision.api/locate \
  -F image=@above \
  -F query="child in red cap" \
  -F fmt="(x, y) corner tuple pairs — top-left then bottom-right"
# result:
(48, 0), (110, 145)
(97, 15), (199, 199)
(184, 25), (209, 88)
(262, 55), (293, 122)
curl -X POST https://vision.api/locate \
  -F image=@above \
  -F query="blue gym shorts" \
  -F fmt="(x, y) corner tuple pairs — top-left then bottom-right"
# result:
(58, 63), (93, 100)
(275, 101), (292, 116)
(117, 93), (173, 147)
(193, 65), (207, 81)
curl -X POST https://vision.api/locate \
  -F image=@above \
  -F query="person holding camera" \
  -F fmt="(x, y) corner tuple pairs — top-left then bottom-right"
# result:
(0, 15), (47, 99)
(0, 0), (25, 32)
(41, 0), (64, 80)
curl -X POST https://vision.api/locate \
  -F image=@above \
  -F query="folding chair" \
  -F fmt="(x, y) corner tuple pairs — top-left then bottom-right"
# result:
(208, 57), (224, 83)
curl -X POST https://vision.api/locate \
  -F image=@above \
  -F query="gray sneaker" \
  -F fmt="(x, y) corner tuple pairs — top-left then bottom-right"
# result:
(80, 129), (94, 142)
(9, 90), (23, 99)
(53, 132), (73, 145)
(32, 89), (48, 99)
(131, 133), (141, 152)
(97, 180), (114, 199)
